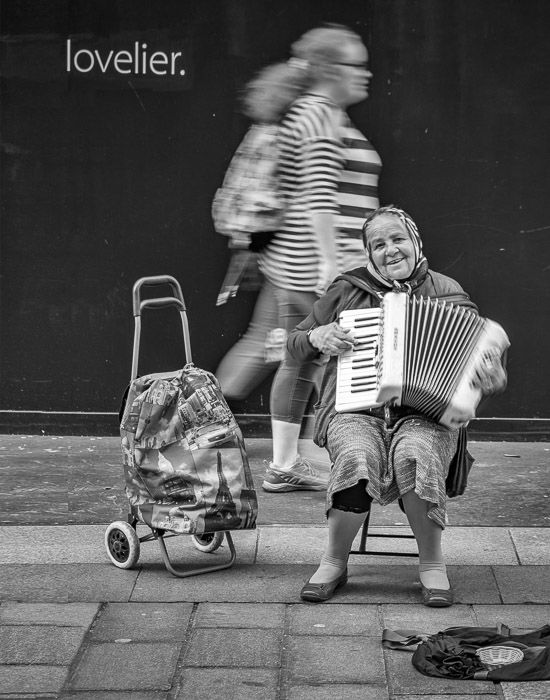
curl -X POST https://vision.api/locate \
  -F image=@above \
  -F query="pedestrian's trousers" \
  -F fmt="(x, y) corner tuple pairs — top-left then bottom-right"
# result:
(215, 280), (325, 423)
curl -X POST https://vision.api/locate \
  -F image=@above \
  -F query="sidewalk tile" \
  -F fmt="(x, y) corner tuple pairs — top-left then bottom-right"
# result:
(175, 668), (278, 699)
(288, 603), (380, 636)
(61, 693), (167, 700)
(0, 624), (86, 664)
(287, 636), (385, 684)
(67, 565), (140, 602)
(194, 602), (285, 628)
(393, 696), (497, 699)
(336, 565), (420, 604)
(473, 604), (550, 628)
(383, 649), (497, 695)
(510, 528), (550, 564)
(89, 602), (193, 641)
(0, 525), (106, 564)
(131, 564), (310, 603)
(70, 642), (180, 690)
(0, 602), (99, 627)
(131, 528), (257, 566)
(287, 685), (388, 700)
(184, 628), (281, 667)
(350, 525), (418, 561)
(257, 527), (326, 564)
(340, 565), (499, 605)
(381, 604), (477, 631)
(493, 565), (550, 603)
(257, 526), (424, 564)
(0, 665), (68, 695)
(0, 524), (257, 565)
(450, 566), (501, 604)
(442, 528), (518, 564)
(0, 565), (138, 603)
(501, 682), (550, 699)
(0, 565), (70, 602)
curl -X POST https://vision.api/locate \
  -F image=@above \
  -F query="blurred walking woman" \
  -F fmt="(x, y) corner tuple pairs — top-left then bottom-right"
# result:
(217, 24), (382, 492)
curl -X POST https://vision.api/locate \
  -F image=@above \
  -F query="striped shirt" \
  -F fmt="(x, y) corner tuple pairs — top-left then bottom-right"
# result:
(261, 93), (382, 292)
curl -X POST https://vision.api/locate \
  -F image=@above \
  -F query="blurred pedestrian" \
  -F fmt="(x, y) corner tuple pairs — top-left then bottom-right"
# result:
(215, 24), (382, 493)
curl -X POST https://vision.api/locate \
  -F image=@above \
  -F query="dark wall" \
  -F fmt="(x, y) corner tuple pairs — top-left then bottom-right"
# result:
(1, 0), (549, 420)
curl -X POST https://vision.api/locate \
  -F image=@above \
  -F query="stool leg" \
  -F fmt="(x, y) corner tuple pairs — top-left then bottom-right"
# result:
(358, 509), (371, 553)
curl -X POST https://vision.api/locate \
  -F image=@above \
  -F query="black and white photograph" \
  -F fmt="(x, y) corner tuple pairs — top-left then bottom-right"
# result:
(1, 1), (550, 697)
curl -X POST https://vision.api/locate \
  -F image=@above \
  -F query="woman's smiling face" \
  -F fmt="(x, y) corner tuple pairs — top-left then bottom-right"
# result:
(365, 214), (416, 280)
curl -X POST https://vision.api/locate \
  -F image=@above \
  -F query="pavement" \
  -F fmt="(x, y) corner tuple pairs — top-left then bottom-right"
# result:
(1, 434), (550, 699)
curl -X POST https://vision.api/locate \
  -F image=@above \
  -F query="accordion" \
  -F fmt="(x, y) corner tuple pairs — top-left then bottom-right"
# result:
(335, 292), (509, 429)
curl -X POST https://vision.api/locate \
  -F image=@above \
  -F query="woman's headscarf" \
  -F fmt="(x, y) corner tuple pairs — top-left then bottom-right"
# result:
(362, 206), (429, 293)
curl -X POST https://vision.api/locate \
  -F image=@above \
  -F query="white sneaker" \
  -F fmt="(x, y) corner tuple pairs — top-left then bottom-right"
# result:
(262, 455), (327, 492)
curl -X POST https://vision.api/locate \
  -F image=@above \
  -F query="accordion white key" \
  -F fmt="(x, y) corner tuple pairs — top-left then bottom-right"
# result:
(335, 291), (510, 429)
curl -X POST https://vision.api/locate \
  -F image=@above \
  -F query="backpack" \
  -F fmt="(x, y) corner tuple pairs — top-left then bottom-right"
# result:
(212, 123), (284, 251)
(119, 364), (258, 535)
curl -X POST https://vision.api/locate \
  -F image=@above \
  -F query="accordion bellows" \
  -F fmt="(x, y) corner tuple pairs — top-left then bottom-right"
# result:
(336, 292), (510, 429)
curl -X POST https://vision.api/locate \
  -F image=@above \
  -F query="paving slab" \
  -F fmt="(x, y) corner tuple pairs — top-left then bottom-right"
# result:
(0, 624), (87, 664)
(509, 528), (550, 564)
(184, 627), (281, 667)
(61, 693), (168, 700)
(0, 524), (257, 565)
(175, 667), (279, 700)
(0, 601), (99, 626)
(257, 526), (520, 565)
(286, 635), (385, 684)
(393, 697), (497, 700)
(501, 682), (550, 699)
(492, 565), (550, 603)
(441, 528), (518, 565)
(256, 526), (327, 564)
(69, 641), (180, 691)
(0, 564), (138, 603)
(131, 563), (312, 603)
(472, 604), (550, 628)
(129, 563), (512, 605)
(194, 602), (285, 628)
(336, 565), (421, 605)
(381, 604), (478, 632)
(448, 566), (502, 605)
(383, 648), (497, 695)
(287, 603), (381, 636)
(286, 684), (388, 700)
(0, 664), (68, 695)
(88, 602), (193, 641)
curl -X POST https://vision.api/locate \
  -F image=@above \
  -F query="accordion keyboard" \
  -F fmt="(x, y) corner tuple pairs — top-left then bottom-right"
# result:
(335, 308), (382, 412)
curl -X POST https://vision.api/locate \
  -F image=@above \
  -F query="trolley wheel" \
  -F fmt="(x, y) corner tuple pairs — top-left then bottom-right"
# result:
(192, 532), (224, 553)
(105, 521), (140, 569)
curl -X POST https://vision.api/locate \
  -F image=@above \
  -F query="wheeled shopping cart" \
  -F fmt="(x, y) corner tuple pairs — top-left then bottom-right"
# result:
(104, 275), (257, 577)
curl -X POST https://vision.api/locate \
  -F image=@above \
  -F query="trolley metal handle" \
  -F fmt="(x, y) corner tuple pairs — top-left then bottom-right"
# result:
(131, 275), (192, 380)
(139, 297), (186, 312)
(132, 275), (185, 316)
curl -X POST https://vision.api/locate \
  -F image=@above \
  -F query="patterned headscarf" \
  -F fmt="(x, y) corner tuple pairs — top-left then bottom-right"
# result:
(361, 206), (428, 293)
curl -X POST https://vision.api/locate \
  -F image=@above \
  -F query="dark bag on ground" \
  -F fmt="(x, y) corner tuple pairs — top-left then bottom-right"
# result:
(119, 364), (258, 535)
(383, 624), (550, 681)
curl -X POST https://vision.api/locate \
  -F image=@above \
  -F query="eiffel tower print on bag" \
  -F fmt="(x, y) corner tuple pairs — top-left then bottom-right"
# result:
(120, 364), (258, 535)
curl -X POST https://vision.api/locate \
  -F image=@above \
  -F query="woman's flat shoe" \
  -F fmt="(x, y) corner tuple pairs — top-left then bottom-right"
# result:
(421, 584), (454, 608)
(300, 569), (348, 603)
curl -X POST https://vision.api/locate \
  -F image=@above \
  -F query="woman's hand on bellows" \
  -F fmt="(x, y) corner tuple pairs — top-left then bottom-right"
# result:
(308, 323), (356, 355)
(471, 350), (507, 394)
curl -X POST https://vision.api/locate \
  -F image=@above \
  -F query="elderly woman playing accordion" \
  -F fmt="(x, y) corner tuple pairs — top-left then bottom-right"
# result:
(287, 205), (507, 607)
